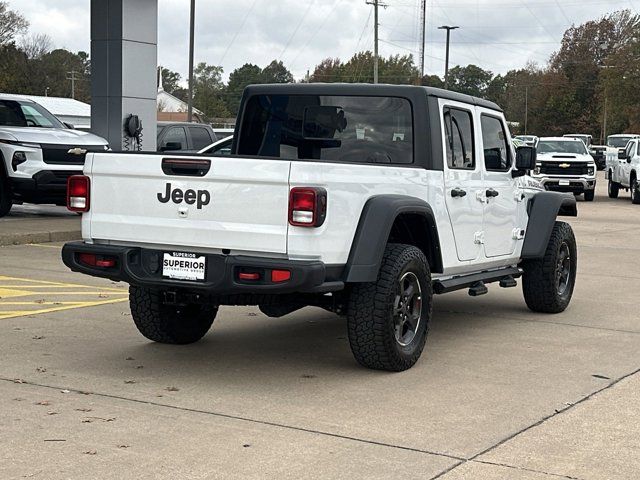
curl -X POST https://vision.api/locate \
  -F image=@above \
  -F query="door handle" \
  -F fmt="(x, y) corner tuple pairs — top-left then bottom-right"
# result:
(450, 188), (467, 198)
(486, 188), (499, 198)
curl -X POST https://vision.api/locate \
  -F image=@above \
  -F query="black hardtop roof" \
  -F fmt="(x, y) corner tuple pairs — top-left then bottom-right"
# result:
(243, 83), (502, 112)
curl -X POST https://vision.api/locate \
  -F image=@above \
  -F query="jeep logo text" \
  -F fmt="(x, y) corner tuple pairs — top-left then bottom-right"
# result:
(157, 183), (210, 209)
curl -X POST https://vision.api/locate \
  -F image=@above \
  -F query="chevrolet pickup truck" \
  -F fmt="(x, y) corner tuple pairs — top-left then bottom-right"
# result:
(62, 84), (578, 371)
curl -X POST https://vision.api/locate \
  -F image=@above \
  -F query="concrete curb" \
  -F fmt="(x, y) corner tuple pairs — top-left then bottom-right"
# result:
(0, 230), (81, 247)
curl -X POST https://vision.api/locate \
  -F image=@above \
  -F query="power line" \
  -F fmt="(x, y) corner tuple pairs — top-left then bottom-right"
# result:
(279, 0), (316, 61)
(218, 0), (260, 66)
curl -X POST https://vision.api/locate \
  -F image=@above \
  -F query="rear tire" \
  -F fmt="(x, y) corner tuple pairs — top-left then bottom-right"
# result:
(608, 176), (619, 198)
(521, 221), (577, 314)
(0, 172), (12, 218)
(631, 176), (640, 204)
(129, 286), (217, 344)
(347, 244), (432, 372)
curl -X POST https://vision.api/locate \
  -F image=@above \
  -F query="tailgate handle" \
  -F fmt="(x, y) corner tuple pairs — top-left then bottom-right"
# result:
(162, 158), (211, 177)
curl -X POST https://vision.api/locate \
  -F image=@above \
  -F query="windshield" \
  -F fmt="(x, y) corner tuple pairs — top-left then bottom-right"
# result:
(607, 136), (633, 148)
(566, 135), (589, 145)
(0, 100), (65, 128)
(537, 140), (588, 155)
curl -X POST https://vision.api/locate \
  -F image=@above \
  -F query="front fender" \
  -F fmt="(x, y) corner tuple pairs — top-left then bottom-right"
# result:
(521, 191), (577, 259)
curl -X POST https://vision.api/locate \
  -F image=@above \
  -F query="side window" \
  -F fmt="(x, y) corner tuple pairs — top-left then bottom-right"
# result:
(190, 127), (214, 150)
(443, 107), (475, 169)
(160, 127), (187, 150)
(636, 141), (640, 156)
(626, 141), (634, 158)
(481, 115), (511, 171)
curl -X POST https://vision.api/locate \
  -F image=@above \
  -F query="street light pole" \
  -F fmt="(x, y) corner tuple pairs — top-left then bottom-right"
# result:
(187, 0), (195, 123)
(438, 25), (458, 89)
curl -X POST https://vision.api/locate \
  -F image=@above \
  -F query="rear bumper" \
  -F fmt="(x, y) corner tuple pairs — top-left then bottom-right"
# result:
(10, 170), (76, 205)
(61, 242), (342, 294)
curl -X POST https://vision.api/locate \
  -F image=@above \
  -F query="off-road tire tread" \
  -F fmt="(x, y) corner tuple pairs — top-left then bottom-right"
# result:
(347, 243), (432, 372)
(0, 170), (12, 218)
(129, 286), (217, 344)
(521, 221), (576, 314)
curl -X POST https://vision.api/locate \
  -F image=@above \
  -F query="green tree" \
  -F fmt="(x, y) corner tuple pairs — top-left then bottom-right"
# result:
(159, 67), (183, 95)
(261, 60), (294, 84)
(226, 63), (262, 114)
(447, 64), (493, 97)
(193, 62), (231, 119)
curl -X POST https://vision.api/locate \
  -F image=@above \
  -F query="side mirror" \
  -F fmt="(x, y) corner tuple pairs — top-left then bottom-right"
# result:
(161, 141), (182, 152)
(512, 145), (536, 178)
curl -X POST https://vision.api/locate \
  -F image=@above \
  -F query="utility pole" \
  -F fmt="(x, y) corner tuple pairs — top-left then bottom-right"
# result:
(66, 70), (80, 99)
(366, 0), (386, 84)
(187, 0), (195, 122)
(438, 25), (458, 89)
(419, 0), (426, 79)
(524, 85), (529, 135)
(602, 87), (608, 144)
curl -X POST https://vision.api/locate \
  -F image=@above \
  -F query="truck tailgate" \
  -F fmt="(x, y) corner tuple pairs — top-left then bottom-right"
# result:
(86, 153), (291, 254)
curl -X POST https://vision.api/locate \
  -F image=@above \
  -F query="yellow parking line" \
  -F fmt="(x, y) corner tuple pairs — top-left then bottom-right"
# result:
(25, 243), (63, 249)
(0, 297), (128, 320)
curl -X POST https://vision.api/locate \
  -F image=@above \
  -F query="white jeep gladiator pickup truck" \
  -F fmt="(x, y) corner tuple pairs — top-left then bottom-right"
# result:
(62, 84), (578, 371)
(0, 95), (109, 216)
(607, 136), (640, 203)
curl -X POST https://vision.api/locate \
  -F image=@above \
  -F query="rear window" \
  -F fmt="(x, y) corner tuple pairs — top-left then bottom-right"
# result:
(237, 95), (414, 164)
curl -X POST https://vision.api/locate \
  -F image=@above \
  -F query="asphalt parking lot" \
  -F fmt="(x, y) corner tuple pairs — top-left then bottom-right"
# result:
(1, 173), (638, 480)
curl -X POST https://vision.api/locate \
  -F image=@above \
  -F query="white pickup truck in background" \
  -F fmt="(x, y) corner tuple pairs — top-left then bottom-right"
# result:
(607, 136), (640, 203)
(62, 84), (578, 371)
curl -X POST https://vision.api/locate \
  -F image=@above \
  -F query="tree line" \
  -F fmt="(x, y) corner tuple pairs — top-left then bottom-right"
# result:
(0, 2), (90, 102)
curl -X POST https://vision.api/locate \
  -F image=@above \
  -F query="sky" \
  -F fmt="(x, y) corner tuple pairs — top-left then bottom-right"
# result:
(7, 0), (638, 85)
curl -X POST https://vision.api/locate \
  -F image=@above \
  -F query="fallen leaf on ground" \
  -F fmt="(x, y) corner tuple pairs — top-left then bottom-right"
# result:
(135, 365), (143, 369)
(79, 391), (92, 395)
(165, 386), (179, 392)
(32, 336), (45, 340)
(13, 379), (25, 384)
(35, 400), (51, 406)
(47, 411), (58, 416)
(60, 389), (71, 394)
(124, 380), (136, 384)
(36, 367), (47, 373)
(83, 450), (97, 455)
(13, 398), (25, 402)
(98, 294), (108, 298)
(117, 444), (130, 449)
(125, 357), (134, 361)
(75, 408), (92, 412)
(35, 299), (46, 304)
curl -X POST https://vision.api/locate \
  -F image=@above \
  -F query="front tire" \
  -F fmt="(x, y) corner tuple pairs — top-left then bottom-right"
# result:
(584, 189), (595, 202)
(0, 172), (12, 217)
(129, 286), (217, 344)
(631, 177), (640, 204)
(522, 221), (577, 313)
(347, 244), (432, 372)
(608, 176), (619, 198)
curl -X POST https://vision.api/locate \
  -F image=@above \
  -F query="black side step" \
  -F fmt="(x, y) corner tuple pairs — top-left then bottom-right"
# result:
(433, 267), (522, 295)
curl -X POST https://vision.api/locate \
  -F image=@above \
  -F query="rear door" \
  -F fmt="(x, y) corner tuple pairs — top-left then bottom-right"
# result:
(87, 153), (291, 254)
(479, 113), (520, 258)
(441, 101), (484, 262)
(621, 140), (635, 186)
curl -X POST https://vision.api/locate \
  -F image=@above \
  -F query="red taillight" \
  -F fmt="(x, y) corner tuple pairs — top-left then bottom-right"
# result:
(271, 269), (291, 283)
(238, 272), (260, 281)
(78, 253), (116, 268)
(288, 187), (327, 227)
(67, 175), (90, 212)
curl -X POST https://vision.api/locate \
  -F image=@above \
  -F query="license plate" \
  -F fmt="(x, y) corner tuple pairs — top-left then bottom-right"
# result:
(559, 180), (570, 186)
(162, 252), (206, 281)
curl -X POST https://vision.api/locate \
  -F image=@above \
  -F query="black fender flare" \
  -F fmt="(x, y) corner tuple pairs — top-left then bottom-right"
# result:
(343, 195), (442, 283)
(521, 191), (577, 259)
